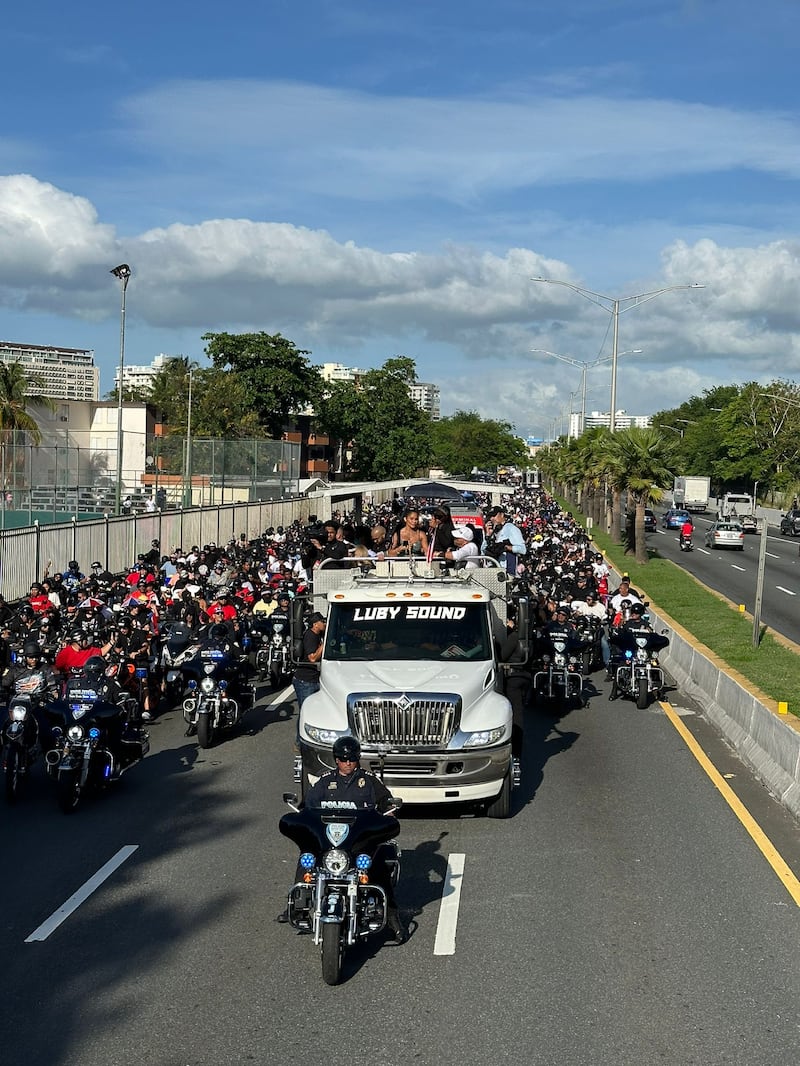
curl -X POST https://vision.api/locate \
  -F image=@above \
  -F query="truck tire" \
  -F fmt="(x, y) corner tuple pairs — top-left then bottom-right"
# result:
(486, 771), (511, 819)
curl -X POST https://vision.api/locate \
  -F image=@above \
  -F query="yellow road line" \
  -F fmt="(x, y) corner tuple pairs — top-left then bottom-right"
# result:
(660, 700), (800, 907)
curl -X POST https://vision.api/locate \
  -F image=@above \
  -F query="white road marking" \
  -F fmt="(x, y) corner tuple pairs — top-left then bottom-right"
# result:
(25, 845), (139, 943)
(731, 564), (746, 571)
(776, 586), (796, 596)
(434, 852), (465, 956)
(697, 547), (711, 555)
(765, 552), (779, 559)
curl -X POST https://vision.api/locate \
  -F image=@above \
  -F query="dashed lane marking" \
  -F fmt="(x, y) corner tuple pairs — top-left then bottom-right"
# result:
(434, 853), (465, 956)
(776, 586), (796, 596)
(25, 845), (139, 942)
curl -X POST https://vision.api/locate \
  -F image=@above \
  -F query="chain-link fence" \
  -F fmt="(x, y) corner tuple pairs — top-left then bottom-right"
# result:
(0, 432), (301, 527)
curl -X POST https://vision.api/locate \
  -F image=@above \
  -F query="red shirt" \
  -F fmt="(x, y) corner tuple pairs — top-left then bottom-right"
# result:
(54, 644), (103, 674)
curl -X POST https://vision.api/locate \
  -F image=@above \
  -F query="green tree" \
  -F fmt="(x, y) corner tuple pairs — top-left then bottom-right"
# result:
(604, 427), (677, 563)
(317, 357), (432, 479)
(0, 360), (56, 496)
(430, 411), (528, 476)
(202, 331), (321, 437)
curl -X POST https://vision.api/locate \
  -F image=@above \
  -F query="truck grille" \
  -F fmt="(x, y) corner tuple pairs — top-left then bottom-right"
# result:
(349, 692), (461, 747)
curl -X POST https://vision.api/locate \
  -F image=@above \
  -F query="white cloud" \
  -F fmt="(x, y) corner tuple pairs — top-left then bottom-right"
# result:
(119, 80), (800, 203)
(1, 175), (800, 435)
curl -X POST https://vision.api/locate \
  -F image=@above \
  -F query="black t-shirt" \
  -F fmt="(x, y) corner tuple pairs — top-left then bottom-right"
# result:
(294, 628), (323, 682)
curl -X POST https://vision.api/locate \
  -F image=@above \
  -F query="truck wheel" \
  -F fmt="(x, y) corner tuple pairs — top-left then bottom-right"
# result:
(486, 771), (511, 819)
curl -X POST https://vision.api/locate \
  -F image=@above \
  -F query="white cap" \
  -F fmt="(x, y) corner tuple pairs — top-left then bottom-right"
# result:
(454, 526), (473, 541)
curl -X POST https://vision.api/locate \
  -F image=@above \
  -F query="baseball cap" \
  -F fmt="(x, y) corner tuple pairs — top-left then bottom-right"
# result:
(453, 526), (474, 541)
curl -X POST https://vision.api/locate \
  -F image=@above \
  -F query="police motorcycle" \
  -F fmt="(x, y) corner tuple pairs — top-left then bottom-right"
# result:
(262, 616), (292, 688)
(532, 612), (589, 707)
(159, 620), (201, 706)
(608, 612), (670, 709)
(571, 613), (605, 676)
(45, 657), (149, 813)
(1, 643), (59, 804)
(279, 792), (402, 986)
(180, 624), (254, 748)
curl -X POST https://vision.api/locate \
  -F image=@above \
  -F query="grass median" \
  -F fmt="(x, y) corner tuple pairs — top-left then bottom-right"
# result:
(567, 507), (799, 718)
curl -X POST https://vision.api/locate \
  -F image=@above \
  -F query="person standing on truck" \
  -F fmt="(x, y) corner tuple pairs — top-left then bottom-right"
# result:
(292, 612), (326, 710)
(487, 506), (526, 575)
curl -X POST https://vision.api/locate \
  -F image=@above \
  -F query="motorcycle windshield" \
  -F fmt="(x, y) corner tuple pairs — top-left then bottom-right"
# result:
(279, 807), (400, 857)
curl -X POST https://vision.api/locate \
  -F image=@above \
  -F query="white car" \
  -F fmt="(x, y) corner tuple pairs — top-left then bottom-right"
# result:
(705, 521), (744, 551)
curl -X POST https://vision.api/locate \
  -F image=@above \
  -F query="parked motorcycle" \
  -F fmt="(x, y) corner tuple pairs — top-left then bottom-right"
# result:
(180, 640), (253, 748)
(532, 625), (589, 707)
(2, 694), (40, 804)
(279, 794), (402, 985)
(609, 627), (670, 709)
(44, 669), (149, 813)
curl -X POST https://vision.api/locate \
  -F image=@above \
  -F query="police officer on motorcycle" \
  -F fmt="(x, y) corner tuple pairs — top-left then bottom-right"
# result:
(1, 641), (60, 751)
(279, 736), (406, 942)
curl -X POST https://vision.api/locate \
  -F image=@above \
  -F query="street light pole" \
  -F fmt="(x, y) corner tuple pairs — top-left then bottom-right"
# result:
(110, 264), (132, 515)
(531, 348), (642, 436)
(531, 278), (705, 432)
(183, 367), (194, 507)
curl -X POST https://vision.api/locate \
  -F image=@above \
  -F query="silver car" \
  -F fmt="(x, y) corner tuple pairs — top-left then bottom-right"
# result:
(705, 521), (745, 551)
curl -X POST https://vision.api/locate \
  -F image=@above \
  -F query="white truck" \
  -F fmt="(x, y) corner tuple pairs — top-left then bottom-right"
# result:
(673, 475), (711, 513)
(297, 558), (522, 818)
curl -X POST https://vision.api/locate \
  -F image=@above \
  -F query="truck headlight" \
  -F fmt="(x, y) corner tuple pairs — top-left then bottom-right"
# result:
(304, 725), (346, 745)
(464, 727), (506, 747)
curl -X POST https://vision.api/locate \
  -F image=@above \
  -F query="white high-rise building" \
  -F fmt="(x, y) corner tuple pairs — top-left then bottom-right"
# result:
(408, 381), (441, 421)
(0, 341), (99, 401)
(116, 353), (172, 395)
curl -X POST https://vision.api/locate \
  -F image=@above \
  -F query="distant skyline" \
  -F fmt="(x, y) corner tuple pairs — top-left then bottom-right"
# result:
(1, 0), (798, 437)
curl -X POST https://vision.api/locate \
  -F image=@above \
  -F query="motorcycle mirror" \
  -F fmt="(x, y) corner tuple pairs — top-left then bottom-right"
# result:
(283, 791), (298, 805)
(387, 796), (403, 812)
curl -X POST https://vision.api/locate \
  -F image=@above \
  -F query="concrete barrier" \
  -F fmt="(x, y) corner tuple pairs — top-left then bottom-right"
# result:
(646, 601), (800, 819)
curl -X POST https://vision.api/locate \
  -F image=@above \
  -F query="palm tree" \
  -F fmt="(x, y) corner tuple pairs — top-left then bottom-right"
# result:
(604, 427), (677, 563)
(0, 361), (55, 500)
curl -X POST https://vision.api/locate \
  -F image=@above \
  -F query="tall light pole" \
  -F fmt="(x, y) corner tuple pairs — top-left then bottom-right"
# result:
(110, 264), (132, 514)
(531, 278), (704, 431)
(531, 348), (642, 436)
(183, 366), (194, 507)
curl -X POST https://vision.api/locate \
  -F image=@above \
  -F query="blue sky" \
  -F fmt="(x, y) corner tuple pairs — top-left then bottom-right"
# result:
(1, 0), (799, 437)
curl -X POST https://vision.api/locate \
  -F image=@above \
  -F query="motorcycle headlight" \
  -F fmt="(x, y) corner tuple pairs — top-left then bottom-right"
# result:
(218, 679), (228, 690)
(356, 854), (372, 871)
(200, 677), (216, 694)
(300, 852), (316, 871)
(464, 726), (506, 747)
(10, 705), (28, 722)
(68, 725), (85, 741)
(323, 849), (350, 875)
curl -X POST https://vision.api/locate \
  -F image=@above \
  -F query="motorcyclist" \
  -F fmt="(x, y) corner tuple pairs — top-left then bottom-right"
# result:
(679, 517), (694, 548)
(1, 640), (60, 752)
(279, 736), (405, 942)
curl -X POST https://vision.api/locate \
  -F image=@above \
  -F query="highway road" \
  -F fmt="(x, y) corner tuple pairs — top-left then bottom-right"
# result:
(1, 676), (799, 1066)
(651, 513), (800, 645)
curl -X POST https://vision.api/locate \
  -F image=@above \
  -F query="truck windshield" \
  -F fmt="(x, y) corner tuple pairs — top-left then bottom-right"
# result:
(325, 603), (492, 662)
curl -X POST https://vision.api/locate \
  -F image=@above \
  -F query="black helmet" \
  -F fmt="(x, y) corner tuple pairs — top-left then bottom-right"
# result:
(23, 641), (41, 659)
(70, 630), (84, 643)
(68, 560), (79, 571)
(83, 655), (106, 678)
(210, 623), (228, 641)
(332, 736), (361, 763)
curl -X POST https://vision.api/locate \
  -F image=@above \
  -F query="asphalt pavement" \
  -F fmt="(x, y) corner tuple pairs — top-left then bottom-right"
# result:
(1, 669), (799, 1066)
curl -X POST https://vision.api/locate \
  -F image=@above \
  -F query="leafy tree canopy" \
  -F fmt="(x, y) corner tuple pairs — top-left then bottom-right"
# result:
(202, 331), (321, 437)
(430, 410), (528, 475)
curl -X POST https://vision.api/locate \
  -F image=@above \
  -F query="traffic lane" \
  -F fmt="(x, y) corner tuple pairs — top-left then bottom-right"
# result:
(435, 694), (800, 1065)
(4, 680), (800, 1065)
(0, 685), (302, 1066)
(0, 682), (292, 951)
(653, 523), (800, 644)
